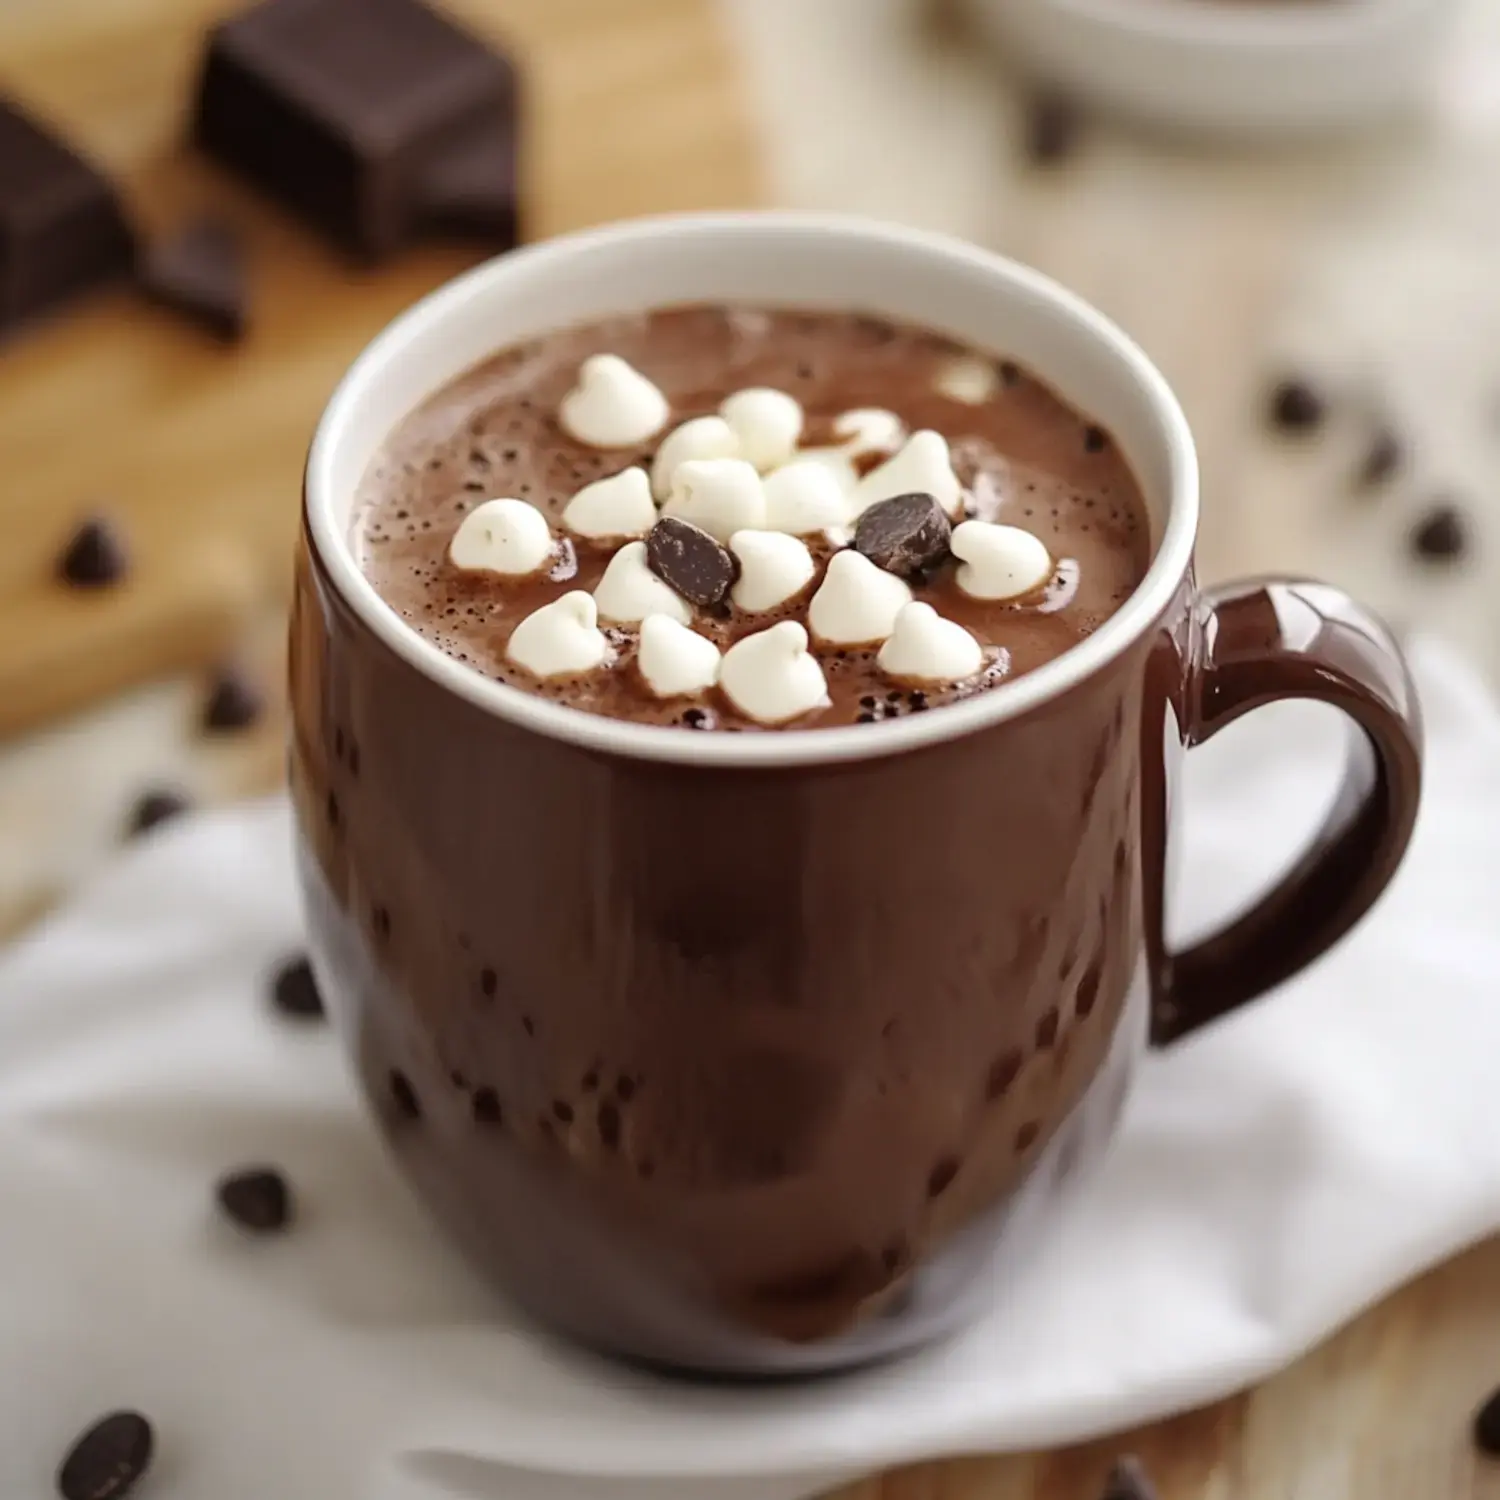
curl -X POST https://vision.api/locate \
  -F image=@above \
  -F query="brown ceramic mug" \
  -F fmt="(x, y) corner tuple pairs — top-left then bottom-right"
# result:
(290, 214), (1422, 1375)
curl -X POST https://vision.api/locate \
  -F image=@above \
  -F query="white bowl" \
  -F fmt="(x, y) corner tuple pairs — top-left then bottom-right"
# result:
(965, 0), (1457, 140)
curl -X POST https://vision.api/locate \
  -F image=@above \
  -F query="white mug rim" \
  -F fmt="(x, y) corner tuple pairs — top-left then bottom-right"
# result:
(304, 212), (1198, 768)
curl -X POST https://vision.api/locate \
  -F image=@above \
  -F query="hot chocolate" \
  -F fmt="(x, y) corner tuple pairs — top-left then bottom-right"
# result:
(355, 306), (1150, 729)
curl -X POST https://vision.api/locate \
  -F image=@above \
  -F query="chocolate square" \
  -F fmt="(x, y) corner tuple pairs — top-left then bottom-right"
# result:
(0, 99), (135, 339)
(192, 0), (519, 261)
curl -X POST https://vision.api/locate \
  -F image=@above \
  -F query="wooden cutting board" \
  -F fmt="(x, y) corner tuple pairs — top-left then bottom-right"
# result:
(0, 0), (761, 736)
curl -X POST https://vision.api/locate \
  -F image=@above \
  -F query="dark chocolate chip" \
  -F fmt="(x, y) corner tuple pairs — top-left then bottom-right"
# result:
(1473, 1383), (1500, 1456)
(216, 1165), (293, 1232)
(1100, 1456), (1161, 1500)
(997, 359), (1022, 386)
(270, 954), (324, 1020)
(1268, 377), (1326, 433)
(1024, 92), (1081, 166)
(125, 787), (190, 838)
(853, 492), (952, 577)
(141, 217), (249, 343)
(201, 663), (264, 732)
(389, 1067), (420, 1117)
(57, 515), (129, 589)
(646, 516), (737, 606)
(1410, 503), (1469, 562)
(1083, 424), (1108, 453)
(56, 1410), (154, 1500)
(1357, 427), (1402, 489)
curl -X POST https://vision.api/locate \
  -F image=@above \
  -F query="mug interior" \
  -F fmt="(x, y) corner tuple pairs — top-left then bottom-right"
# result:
(306, 212), (1198, 766)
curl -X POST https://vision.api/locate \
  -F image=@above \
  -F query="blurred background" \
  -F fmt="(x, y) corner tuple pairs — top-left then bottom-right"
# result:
(0, 0), (1493, 934)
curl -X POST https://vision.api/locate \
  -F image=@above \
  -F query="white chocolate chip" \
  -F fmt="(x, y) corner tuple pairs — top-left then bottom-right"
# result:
(449, 498), (554, 576)
(636, 613), (721, 698)
(559, 355), (670, 449)
(878, 602), (984, 684)
(933, 355), (1000, 405)
(951, 520), (1054, 601)
(506, 591), (612, 678)
(718, 621), (829, 725)
(762, 459), (850, 536)
(719, 388), (803, 471)
(833, 408), (907, 455)
(661, 458), (767, 542)
(807, 549), (913, 647)
(560, 466), (657, 542)
(853, 431), (964, 520)
(728, 530), (816, 614)
(650, 416), (740, 499)
(593, 539), (693, 625)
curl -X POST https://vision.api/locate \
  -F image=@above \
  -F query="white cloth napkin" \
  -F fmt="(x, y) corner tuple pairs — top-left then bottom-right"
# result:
(3, 636), (1499, 1500)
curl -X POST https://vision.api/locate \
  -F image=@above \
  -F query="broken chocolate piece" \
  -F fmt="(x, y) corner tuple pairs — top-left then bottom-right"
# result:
(853, 492), (952, 577)
(1100, 1456), (1161, 1500)
(1024, 92), (1081, 166)
(1409, 503), (1468, 563)
(216, 1165), (294, 1232)
(417, 123), (520, 247)
(56, 1410), (154, 1500)
(141, 218), (249, 342)
(193, 0), (519, 261)
(57, 515), (129, 589)
(201, 663), (265, 732)
(646, 516), (737, 607)
(0, 98), (136, 340)
(126, 788), (191, 838)
(1268, 376), (1326, 433)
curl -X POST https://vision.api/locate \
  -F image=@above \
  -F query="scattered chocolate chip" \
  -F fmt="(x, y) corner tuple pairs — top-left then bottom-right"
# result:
(56, 1410), (154, 1500)
(270, 954), (324, 1020)
(1473, 1383), (1500, 1456)
(1100, 1456), (1160, 1500)
(216, 1165), (293, 1232)
(1409, 503), (1469, 563)
(1024, 91), (1081, 166)
(853, 492), (952, 577)
(201, 663), (264, 732)
(1083, 424), (1108, 453)
(1357, 427), (1402, 489)
(1268, 377), (1326, 433)
(57, 515), (129, 589)
(646, 515), (737, 606)
(389, 1068), (420, 1118)
(140, 217), (249, 342)
(125, 787), (191, 838)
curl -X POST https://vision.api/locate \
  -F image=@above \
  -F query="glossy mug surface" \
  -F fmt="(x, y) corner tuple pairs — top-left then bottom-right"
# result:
(291, 214), (1423, 1374)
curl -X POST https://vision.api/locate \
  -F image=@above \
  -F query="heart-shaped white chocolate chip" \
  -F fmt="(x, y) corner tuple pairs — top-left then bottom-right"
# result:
(559, 355), (669, 449)
(506, 592), (612, 677)
(650, 416), (741, 499)
(561, 466), (656, 542)
(661, 458), (767, 542)
(728, 530), (816, 614)
(719, 388), (803, 471)
(636, 614), (721, 698)
(853, 430), (964, 520)
(593, 540), (692, 625)
(718, 621), (829, 725)
(878, 602), (984, 684)
(762, 459), (850, 536)
(807, 549), (913, 647)
(449, 498), (554, 576)
(951, 519), (1054, 601)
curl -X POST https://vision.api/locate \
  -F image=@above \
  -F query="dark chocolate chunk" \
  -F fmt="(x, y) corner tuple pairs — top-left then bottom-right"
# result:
(141, 218), (249, 342)
(1474, 1383), (1500, 1456)
(126, 788), (191, 838)
(216, 1165), (293, 1232)
(0, 99), (135, 341)
(646, 516), (737, 606)
(201, 663), (264, 732)
(853, 492), (952, 576)
(1357, 427), (1403, 489)
(270, 954), (325, 1020)
(57, 1410), (154, 1500)
(417, 123), (520, 248)
(1410, 503), (1468, 562)
(1100, 1456), (1160, 1500)
(193, 0), (519, 262)
(57, 516), (129, 589)
(1268, 377), (1326, 433)
(1024, 92), (1081, 166)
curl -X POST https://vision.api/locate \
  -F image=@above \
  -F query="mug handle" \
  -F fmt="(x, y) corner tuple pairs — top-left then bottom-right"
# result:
(1152, 578), (1424, 1046)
